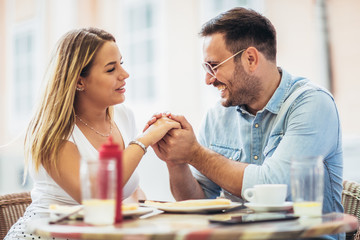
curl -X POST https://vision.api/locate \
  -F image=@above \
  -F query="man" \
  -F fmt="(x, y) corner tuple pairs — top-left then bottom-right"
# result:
(150, 7), (343, 238)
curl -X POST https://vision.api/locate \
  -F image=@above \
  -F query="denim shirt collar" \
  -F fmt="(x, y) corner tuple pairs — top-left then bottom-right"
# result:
(237, 67), (294, 115)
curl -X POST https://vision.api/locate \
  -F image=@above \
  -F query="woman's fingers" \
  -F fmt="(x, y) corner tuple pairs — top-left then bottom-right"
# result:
(143, 112), (176, 132)
(143, 117), (158, 132)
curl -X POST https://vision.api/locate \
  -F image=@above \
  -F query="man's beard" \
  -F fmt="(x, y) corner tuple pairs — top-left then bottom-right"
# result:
(221, 63), (262, 107)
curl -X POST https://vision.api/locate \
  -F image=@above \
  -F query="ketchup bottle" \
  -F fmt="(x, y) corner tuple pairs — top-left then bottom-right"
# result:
(98, 136), (123, 223)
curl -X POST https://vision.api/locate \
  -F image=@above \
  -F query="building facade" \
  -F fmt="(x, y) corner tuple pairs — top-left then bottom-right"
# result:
(0, 0), (359, 198)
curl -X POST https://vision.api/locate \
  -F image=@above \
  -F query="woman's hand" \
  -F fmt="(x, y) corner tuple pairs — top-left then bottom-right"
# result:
(138, 115), (181, 147)
(142, 112), (171, 132)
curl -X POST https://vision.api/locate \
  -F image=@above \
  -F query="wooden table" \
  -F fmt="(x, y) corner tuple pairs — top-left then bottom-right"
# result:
(30, 211), (358, 240)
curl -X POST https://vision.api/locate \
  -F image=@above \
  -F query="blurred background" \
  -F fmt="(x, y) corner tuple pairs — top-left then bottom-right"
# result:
(0, 0), (359, 201)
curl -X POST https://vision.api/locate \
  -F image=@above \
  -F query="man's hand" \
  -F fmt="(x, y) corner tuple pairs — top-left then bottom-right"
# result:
(138, 115), (181, 147)
(151, 114), (201, 166)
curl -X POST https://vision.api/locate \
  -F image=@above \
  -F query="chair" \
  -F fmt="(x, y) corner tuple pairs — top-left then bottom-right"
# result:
(342, 180), (360, 240)
(0, 192), (32, 239)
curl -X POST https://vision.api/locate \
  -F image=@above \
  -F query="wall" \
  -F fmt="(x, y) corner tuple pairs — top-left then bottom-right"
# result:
(327, 0), (360, 136)
(1, 0), (359, 196)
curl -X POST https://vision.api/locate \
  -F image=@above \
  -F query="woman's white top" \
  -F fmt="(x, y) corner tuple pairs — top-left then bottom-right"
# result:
(5, 104), (139, 240)
(30, 104), (139, 209)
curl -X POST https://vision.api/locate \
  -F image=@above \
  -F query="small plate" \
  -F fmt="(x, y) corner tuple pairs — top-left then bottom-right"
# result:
(49, 205), (152, 219)
(245, 201), (293, 212)
(142, 202), (243, 213)
(123, 207), (153, 218)
(49, 205), (83, 221)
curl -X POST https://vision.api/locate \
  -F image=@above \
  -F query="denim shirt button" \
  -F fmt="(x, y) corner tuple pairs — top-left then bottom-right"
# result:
(254, 155), (259, 160)
(254, 123), (259, 128)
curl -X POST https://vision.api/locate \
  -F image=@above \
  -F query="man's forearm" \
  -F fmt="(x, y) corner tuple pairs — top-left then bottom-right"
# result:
(167, 163), (205, 200)
(190, 146), (248, 198)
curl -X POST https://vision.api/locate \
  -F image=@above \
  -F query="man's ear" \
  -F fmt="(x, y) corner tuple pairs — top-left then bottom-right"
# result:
(243, 47), (259, 72)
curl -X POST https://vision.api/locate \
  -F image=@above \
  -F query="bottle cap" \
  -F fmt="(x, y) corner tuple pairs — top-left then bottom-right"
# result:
(99, 136), (121, 160)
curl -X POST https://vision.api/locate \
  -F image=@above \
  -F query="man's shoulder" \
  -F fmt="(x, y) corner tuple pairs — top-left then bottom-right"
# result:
(286, 81), (335, 107)
(284, 69), (333, 100)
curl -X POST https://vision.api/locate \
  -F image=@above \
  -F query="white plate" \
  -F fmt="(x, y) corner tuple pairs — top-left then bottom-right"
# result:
(245, 201), (293, 212)
(123, 207), (153, 217)
(142, 202), (243, 213)
(49, 205), (83, 221)
(49, 205), (152, 219)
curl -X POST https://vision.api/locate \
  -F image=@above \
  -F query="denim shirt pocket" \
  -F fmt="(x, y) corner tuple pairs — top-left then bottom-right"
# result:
(263, 133), (284, 157)
(209, 144), (242, 161)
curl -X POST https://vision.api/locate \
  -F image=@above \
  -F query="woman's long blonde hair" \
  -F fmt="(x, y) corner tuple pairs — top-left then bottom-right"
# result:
(25, 27), (116, 175)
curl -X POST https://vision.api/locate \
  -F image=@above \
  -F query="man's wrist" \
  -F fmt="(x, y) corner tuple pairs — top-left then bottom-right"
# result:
(188, 143), (204, 166)
(166, 162), (188, 169)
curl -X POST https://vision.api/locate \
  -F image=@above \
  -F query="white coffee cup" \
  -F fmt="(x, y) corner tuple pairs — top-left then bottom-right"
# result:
(243, 184), (287, 206)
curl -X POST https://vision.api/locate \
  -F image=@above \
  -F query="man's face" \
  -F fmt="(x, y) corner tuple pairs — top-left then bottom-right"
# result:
(202, 33), (262, 107)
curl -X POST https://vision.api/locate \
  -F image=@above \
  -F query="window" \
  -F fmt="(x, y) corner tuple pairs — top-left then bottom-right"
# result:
(122, 0), (158, 102)
(13, 30), (34, 120)
(2, 1), (44, 193)
(201, 0), (264, 21)
(9, 13), (43, 134)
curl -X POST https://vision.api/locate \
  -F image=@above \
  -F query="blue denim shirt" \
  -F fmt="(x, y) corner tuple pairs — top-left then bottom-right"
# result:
(193, 68), (344, 239)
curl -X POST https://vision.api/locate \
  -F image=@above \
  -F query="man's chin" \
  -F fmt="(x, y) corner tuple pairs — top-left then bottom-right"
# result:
(220, 98), (232, 107)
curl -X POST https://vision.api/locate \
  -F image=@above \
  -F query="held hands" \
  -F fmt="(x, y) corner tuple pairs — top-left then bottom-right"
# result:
(144, 112), (201, 166)
(142, 112), (171, 132)
(137, 115), (181, 148)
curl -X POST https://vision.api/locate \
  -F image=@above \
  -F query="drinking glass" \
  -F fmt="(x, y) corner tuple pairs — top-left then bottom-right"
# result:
(80, 158), (117, 225)
(290, 156), (324, 217)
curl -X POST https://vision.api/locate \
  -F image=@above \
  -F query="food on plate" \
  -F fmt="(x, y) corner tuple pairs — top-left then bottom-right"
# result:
(122, 203), (139, 211)
(50, 202), (138, 213)
(144, 198), (231, 208)
(49, 204), (82, 213)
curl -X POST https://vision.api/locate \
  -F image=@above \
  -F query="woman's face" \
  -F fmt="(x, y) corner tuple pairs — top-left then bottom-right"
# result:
(79, 41), (129, 108)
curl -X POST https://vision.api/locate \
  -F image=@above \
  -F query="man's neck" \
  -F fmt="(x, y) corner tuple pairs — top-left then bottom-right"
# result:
(246, 66), (282, 115)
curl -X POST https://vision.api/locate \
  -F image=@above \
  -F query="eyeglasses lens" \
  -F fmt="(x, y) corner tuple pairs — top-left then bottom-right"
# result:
(202, 62), (215, 77)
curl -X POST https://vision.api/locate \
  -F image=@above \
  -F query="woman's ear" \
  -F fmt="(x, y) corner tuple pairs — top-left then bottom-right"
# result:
(76, 77), (85, 92)
(243, 47), (259, 72)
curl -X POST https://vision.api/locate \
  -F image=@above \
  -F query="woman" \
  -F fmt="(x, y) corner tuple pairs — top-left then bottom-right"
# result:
(5, 27), (180, 240)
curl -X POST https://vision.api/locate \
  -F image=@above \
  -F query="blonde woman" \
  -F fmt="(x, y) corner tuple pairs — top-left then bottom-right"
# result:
(5, 27), (180, 240)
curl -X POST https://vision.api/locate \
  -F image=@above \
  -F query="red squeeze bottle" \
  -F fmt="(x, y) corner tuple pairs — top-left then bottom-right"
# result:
(98, 136), (123, 224)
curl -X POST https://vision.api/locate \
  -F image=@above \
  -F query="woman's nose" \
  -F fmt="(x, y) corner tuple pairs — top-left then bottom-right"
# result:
(119, 67), (130, 80)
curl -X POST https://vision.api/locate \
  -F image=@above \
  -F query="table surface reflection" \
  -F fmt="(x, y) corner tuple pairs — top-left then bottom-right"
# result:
(31, 210), (358, 240)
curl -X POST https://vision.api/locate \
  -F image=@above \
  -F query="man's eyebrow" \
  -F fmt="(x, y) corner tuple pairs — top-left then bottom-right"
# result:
(207, 60), (218, 65)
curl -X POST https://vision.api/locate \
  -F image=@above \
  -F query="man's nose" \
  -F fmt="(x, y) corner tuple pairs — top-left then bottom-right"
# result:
(205, 73), (216, 85)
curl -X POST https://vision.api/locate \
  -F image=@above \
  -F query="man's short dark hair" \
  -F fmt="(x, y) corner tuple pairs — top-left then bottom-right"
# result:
(200, 7), (277, 62)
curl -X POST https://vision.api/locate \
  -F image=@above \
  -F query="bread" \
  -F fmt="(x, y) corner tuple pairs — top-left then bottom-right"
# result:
(122, 203), (139, 211)
(145, 198), (231, 208)
(81, 200), (138, 211)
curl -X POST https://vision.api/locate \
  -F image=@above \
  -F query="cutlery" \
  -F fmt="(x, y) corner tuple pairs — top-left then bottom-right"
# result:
(49, 207), (83, 224)
(139, 209), (164, 219)
(138, 199), (169, 204)
(222, 203), (247, 213)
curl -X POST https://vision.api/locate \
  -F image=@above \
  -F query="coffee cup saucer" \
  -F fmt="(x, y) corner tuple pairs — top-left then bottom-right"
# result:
(244, 201), (293, 212)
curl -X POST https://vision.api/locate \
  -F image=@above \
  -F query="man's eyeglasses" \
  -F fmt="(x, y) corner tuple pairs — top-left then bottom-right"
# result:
(202, 49), (245, 78)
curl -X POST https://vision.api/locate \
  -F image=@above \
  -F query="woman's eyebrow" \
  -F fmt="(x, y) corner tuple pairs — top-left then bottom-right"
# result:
(104, 61), (116, 67)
